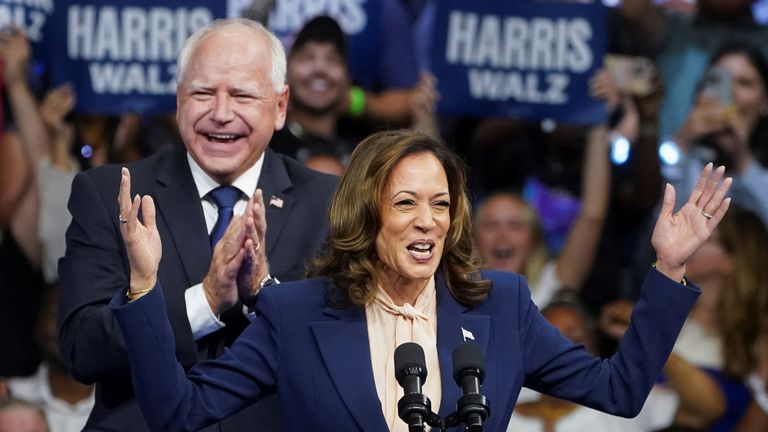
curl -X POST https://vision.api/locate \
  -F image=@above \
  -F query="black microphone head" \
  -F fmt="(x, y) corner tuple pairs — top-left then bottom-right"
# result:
(394, 342), (428, 385)
(452, 341), (485, 384)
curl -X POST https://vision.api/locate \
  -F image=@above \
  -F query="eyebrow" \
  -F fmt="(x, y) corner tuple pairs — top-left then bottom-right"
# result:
(185, 81), (266, 96)
(391, 190), (450, 199)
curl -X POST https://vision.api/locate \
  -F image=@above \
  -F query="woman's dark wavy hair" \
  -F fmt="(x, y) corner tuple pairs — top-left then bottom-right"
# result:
(307, 130), (491, 307)
(706, 41), (768, 165)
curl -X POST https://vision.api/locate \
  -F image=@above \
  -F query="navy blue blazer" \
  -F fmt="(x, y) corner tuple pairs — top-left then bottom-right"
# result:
(111, 269), (699, 432)
(59, 147), (337, 431)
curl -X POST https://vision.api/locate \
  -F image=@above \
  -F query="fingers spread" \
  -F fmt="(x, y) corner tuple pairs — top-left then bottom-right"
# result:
(141, 195), (157, 230)
(697, 165), (725, 208)
(687, 162), (714, 205)
(709, 197), (732, 227)
(659, 183), (677, 217)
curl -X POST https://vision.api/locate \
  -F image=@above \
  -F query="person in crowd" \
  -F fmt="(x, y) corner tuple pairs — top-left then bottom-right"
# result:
(735, 336), (768, 432)
(506, 301), (645, 432)
(7, 285), (94, 432)
(269, 0), (420, 127)
(273, 16), (354, 165)
(57, 18), (338, 431)
(669, 42), (768, 225)
(0, 27), (50, 376)
(603, 207), (768, 431)
(472, 126), (610, 308)
(0, 399), (49, 432)
(619, 0), (768, 139)
(111, 129), (728, 431)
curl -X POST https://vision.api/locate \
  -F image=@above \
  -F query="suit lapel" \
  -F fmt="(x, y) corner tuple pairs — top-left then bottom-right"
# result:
(311, 305), (388, 431)
(154, 150), (211, 285)
(258, 150), (295, 254)
(435, 272), (492, 420)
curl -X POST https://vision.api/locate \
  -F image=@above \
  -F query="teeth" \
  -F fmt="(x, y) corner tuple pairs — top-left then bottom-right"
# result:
(208, 134), (237, 140)
(412, 243), (431, 251)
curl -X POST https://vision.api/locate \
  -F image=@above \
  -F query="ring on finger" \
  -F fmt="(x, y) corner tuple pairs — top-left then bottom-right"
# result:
(253, 241), (260, 252)
(118, 214), (129, 224)
(701, 209), (714, 220)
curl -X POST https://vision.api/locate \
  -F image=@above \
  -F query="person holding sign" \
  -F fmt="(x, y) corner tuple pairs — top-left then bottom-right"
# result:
(57, 18), (337, 431)
(111, 128), (729, 431)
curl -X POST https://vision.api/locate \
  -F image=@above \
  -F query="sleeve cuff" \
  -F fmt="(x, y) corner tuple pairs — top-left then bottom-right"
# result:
(185, 283), (225, 340)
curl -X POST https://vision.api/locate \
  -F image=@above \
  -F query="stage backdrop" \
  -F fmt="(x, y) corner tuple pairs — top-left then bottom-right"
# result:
(431, 0), (606, 124)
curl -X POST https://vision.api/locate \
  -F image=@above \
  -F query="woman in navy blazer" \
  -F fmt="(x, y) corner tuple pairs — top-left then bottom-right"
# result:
(111, 130), (732, 431)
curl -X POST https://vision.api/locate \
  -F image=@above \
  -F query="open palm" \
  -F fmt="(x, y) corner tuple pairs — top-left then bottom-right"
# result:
(652, 164), (731, 273)
(119, 167), (162, 290)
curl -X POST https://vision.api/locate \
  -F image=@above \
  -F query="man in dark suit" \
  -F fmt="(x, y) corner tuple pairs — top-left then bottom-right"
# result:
(57, 18), (337, 431)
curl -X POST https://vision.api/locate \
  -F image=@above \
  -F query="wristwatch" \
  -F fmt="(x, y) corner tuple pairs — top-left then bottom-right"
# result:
(242, 274), (278, 309)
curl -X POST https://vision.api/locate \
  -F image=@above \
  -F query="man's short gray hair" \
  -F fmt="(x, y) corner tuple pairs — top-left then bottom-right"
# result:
(176, 18), (286, 93)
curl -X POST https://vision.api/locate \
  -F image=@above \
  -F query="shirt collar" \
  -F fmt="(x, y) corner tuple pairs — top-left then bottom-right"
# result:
(187, 151), (265, 199)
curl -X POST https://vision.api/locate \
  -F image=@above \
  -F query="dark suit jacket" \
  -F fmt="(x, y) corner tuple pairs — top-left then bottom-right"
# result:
(58, 147), (337, 431)
(111, 269), (700, 432)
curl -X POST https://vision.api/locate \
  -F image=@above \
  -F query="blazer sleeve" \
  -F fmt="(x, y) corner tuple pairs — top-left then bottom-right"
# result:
(518, 268), (700, 417)
(58, 169), (133, 383)
(111, 282), (280, 432)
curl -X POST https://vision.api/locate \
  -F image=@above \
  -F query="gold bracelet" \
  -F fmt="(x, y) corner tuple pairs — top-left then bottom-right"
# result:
(652, 262), (687, 286)
(126, 287), (153, 300)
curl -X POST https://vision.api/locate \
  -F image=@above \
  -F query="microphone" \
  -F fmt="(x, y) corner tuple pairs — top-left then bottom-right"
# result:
(452, 342), (490, 431)
(394, 342), (432, 432)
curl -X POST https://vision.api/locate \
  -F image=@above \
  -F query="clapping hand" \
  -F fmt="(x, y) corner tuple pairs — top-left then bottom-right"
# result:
(119, 167), (162, 297)
(203, 188), (270, 314)
(237, 189), (269, 300)
(651, 163), (731, 282)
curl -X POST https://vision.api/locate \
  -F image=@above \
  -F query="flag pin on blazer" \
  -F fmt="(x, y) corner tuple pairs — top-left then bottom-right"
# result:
(269, 195), (284, 209)
(461, 327), (474, 341)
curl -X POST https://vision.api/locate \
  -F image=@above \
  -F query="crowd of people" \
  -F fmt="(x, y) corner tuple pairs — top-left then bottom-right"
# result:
(0, 0), (766, 431)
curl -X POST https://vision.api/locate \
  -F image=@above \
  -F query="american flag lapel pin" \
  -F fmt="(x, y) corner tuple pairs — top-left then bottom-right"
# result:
(461, 327), (475, 341)
(269, 195), (284, 209)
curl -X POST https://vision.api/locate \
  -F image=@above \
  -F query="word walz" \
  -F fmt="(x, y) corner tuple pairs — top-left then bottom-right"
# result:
(468, 69), (569, 104)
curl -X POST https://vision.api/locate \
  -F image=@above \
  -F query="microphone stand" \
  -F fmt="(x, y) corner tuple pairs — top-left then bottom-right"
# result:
(397, 394), (490, 431)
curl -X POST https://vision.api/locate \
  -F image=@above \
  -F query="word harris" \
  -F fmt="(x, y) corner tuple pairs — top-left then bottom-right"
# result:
(66, 5), (214, 95)
(446, 11), (595, 105)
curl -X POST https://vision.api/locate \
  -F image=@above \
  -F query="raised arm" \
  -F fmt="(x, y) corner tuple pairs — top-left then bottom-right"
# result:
(0, 29), (49, 164)
(554, 126), (610, 290)
(1, 29), (46, 267)
(522, 164), (731, 415)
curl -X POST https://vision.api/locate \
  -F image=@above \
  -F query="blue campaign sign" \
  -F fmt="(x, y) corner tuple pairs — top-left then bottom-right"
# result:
(0, 0), (53, 44)
(45, 1), (226, 114)
(268, 0), (382, 89)
(431, 0), (607, 124)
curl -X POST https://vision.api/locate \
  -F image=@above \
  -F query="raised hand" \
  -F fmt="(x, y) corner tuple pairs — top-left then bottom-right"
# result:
(237, 188), (269, 299)
(0, 28), (30, 86)
(118, 167), (162, 296)
(651, 163), (732, 282)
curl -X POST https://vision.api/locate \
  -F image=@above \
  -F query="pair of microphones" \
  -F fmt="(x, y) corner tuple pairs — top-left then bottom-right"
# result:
(394, 341), (490, 432)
